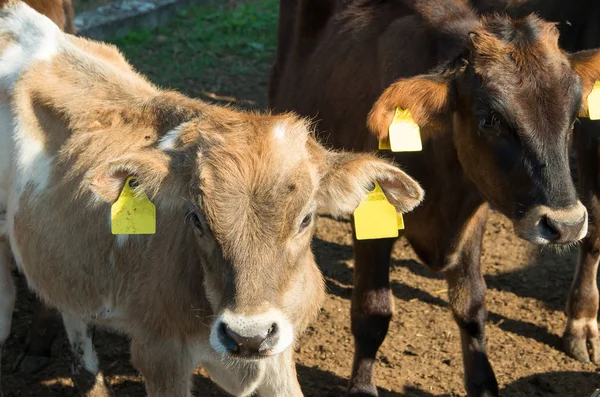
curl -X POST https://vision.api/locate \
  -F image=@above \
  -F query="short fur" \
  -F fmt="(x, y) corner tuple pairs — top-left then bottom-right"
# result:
(470, 0), (600, 367)
(0, 2), (424, 396)
(270, 0), (600, 395)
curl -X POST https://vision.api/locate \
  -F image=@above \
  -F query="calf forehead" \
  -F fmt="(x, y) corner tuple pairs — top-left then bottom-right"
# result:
(474, 17), (582, 134)
(200, 118), (317, 252)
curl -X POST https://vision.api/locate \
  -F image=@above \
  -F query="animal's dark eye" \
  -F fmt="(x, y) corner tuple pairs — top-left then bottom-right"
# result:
(299, 213), (313, 232)
(480, 110), (502, 128)
(187, 211), (204, 233)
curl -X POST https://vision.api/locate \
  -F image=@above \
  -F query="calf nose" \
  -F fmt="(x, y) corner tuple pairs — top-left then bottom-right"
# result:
(539, 203), (588, 244)
(219, 322), (279, 357)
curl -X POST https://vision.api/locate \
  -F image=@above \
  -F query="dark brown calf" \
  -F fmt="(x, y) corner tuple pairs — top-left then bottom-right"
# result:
(270, 0), (600, 395)
(470, 0), (600, 365)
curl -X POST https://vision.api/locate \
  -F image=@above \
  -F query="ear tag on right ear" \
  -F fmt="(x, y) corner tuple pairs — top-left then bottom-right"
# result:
(354, 182), (399, 240)
(389, 107), (423, 152)
(111, 177), (156, 235)
(588, 80), (600, 120)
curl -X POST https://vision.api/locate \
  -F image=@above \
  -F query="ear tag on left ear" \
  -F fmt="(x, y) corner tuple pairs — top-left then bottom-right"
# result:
(111, 176), (156, 235)
(389, 107), (423, 152)
(588, 80), (600, 120)
(354, 182), (399, 240)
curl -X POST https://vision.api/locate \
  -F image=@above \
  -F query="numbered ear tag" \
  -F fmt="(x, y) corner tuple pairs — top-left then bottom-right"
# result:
(389, 107), (423, 152)
(588, 80), (600, 120)
(111, 177), (156, 235)
(354, 182), (399, 240)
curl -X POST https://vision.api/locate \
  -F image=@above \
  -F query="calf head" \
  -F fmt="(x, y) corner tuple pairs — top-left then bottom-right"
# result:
(368, 14), (600, 245)
(90, 108), (423, 359)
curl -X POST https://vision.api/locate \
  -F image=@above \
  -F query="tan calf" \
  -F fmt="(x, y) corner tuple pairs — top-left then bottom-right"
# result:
(0, 2), (423, 396)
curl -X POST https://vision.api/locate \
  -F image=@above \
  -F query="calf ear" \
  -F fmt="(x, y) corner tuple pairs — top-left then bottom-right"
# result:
(317, 151), (424, 217)
(88, 150), (187, 204)
(569, 49), (600, 117)
(367, 73), (456, 140)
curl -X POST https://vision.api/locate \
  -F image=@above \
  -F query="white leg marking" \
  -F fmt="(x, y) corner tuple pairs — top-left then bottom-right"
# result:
(61, 313), (99, 374)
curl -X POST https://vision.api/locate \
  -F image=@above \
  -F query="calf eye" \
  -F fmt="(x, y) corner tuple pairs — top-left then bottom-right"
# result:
(299, 213), (313, 232)
(480, 110), (502, 128)
(187, 211), (205, 235)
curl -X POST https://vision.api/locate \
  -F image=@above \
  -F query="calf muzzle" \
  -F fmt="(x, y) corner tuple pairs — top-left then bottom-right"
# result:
(514, 202), (588, 245)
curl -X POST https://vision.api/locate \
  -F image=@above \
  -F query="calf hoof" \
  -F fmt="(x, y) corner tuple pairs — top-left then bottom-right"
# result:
(563, 334), (600, 363)
(347, 384), (378, 397)
(563, 318), (600, 363)
(75, 372), (114, 397)
(347, 391), (378, 397)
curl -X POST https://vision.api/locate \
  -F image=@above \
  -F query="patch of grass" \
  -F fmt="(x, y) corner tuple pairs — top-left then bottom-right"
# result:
(110, 0), (279, 108)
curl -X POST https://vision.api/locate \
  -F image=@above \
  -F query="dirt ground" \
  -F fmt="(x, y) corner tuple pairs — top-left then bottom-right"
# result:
(3, 210), (600, 397)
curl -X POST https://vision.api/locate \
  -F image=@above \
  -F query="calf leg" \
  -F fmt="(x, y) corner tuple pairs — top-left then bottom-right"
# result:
(0, 239), (16, 397)
(563, 207), (600, 363)
(61, 313), (112, 397)
(564, 122), (600, 363)
(347, 236), (395, 397)
(14, 299), (59, 374)
(444, 207), (498, 397)
(130, 336), (193, 397)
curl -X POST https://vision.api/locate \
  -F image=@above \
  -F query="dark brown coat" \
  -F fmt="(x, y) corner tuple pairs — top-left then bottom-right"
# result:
(470, 0), (600, 368)
(270, 0), (600, 395)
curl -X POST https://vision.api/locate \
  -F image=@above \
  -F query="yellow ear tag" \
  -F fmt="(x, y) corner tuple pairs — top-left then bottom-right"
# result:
(587, 80), (600, 120)
(354, 182), (399, 240)
(111, 177), (156, 235)
(397, 213), (405, 230)
(389, 107), (423, 152)
(378, 136), (391, 150)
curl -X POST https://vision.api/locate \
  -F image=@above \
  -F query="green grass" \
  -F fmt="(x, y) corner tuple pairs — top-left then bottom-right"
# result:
(110, 0), (279, 109)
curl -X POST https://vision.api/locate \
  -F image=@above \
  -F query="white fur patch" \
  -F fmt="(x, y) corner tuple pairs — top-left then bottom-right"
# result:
(115, 234), (129, 248)
(62, 313), (99, 374)
(13, 121), (54, 194)
(210, 308), (294, 357)
(273, 124), (286, 141)
(0, 2), (61, 94)
(0, 2), (62, 197)
(158, 123), (187, 150)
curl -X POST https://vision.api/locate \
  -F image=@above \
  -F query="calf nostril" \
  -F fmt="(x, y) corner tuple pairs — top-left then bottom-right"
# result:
(539, 215), (561, 241)
(220, 323), (271, 356)
(268, 323), (278, 336)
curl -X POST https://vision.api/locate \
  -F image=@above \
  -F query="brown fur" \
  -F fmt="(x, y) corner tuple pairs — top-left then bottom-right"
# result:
(0, 2), (424, 396)
(469, 0), (600, 366)
(270, 0), (600, 395)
